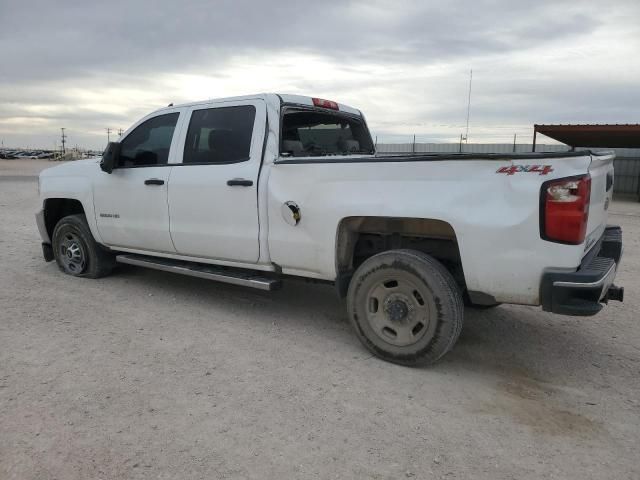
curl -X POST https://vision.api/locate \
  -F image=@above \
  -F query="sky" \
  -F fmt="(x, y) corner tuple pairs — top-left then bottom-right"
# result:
(0, 0), (639, 150)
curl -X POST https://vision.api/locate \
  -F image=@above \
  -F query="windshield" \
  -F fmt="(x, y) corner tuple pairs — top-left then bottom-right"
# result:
(281, 109), (374, 157)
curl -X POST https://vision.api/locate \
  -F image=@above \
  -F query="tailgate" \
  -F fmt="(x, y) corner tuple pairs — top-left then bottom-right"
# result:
(585, 150), (615, 252)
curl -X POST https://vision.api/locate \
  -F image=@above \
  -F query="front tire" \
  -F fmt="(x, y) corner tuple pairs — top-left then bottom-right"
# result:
(347, 249), (464, 366)
(52, 214), (114, 278)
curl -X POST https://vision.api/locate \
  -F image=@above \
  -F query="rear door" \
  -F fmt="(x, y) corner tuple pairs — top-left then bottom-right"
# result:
(168, 99), (265, 262)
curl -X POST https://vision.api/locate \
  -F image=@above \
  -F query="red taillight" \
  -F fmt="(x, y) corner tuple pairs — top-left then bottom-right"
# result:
(312, 98), (339, 110)
(541, 174), (591, 244)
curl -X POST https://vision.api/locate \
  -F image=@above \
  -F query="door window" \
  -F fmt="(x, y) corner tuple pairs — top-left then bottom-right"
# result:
(119, 113), (179, 167)
(183, 105), (256, 164)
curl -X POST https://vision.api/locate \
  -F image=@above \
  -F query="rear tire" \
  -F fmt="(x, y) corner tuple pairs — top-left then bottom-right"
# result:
(347, 249), (464, 366)
(52, 214), (114, 278)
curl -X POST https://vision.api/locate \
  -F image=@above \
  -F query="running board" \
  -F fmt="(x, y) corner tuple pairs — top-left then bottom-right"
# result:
(116, 254), (282, 291)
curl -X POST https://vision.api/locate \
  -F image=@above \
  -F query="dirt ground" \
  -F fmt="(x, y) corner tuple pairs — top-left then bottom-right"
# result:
(1, 159), (639, 480)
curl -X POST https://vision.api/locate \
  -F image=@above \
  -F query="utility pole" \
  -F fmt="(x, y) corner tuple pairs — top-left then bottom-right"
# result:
(106, 128), (112, 144)
(117, 128), (123, 137)
(61, 128), (67, 155)
(513, 133), (517, 153)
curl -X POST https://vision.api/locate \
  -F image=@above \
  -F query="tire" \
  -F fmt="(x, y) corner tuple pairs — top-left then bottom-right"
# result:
(52, 214), (115, 278)
(347, 249), (464, 366)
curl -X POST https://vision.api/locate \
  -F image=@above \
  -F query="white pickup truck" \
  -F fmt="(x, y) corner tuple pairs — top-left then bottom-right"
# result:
(36, 93), (624, 365)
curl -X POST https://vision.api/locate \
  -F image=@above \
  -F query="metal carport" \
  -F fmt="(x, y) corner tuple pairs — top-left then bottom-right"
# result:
(533, 124), (640, 199)
(533, 124), (640, 150)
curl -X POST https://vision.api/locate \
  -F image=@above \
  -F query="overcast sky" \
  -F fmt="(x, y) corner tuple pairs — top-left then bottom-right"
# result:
(1, 0), (639, 149)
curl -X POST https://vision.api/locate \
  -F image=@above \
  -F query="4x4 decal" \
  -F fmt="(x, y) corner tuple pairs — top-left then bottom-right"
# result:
(496, 165), (554, 176)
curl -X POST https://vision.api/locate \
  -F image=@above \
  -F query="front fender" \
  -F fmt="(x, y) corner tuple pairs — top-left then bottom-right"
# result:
(39, 175), (103, 245)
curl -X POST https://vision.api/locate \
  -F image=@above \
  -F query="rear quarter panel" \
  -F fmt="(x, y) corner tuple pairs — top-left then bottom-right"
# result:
(267, 154), (593, 305)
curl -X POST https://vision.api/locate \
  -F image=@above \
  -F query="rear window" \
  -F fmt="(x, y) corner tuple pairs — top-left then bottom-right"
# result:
(281, 109), (374, 157)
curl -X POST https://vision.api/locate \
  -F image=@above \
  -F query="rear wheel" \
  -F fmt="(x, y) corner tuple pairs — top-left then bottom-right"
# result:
(347, 249), (464, 366)
(52, 214), (114, 278)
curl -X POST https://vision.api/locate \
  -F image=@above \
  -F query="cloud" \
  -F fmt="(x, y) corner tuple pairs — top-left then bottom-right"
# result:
(0, 0), (638, 148)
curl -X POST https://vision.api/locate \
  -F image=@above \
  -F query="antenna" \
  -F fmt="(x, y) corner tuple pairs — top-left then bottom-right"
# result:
(463, 69), (472, 143)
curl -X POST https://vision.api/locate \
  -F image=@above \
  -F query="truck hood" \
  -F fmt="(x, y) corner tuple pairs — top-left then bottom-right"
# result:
(39, 157), (101, 177)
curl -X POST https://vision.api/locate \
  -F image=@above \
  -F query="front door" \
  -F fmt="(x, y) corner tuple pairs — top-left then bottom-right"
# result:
(168, 100), (265, 262)
(93, 111), (182, 253)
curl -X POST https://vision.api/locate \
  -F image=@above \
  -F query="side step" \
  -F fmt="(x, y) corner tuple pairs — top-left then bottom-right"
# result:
(116, 254), (282, 291)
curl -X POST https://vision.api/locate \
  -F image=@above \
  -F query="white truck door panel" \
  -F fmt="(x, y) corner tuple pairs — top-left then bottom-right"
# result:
(93, 167), (175, 252)
(93, 109), (184, 252)
(168, 100), (265, 263)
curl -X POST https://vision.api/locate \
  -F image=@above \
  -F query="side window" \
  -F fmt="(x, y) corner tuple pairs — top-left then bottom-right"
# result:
(119, 113), (179, 167)
(183, 105), (256, 164)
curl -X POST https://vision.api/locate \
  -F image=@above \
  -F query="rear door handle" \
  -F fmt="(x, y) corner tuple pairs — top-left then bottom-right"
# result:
(227, 178), (253, 187)
(144, 178), (165, 185)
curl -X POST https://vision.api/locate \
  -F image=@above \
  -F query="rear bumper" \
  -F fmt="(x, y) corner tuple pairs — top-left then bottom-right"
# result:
(540, 225), (623, 316)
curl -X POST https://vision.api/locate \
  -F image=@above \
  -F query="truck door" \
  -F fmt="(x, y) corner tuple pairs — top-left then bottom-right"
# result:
(168, 100), (265, 263)
(93, 110), (184, 252)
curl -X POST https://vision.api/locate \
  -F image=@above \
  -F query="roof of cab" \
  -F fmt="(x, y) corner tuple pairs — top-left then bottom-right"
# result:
(153, 93), (362, 117)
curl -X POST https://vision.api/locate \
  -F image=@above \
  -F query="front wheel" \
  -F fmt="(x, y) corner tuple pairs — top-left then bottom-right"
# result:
(347, 249), (464, 366)
(52, 214), (115, 278)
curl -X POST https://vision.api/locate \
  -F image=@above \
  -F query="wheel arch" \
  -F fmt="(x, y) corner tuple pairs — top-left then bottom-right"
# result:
(335, 216), (466, 297)
(43, 198), (86, 241)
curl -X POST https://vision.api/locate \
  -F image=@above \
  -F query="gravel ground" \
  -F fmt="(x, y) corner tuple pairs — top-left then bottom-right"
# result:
(1, 159), (639, 480)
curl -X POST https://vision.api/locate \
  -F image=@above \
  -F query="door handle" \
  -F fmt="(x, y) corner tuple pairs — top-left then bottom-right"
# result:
(144, 178), (165, 185)
(227, 179), (253, 187)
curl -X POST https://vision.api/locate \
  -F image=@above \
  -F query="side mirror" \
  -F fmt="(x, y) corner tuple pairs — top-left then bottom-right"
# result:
(100, 142), (121, 174)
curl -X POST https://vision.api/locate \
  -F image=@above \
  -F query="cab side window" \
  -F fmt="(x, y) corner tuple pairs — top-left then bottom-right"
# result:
(119, 113), (179, 167)
(183, 106), (256, 164)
